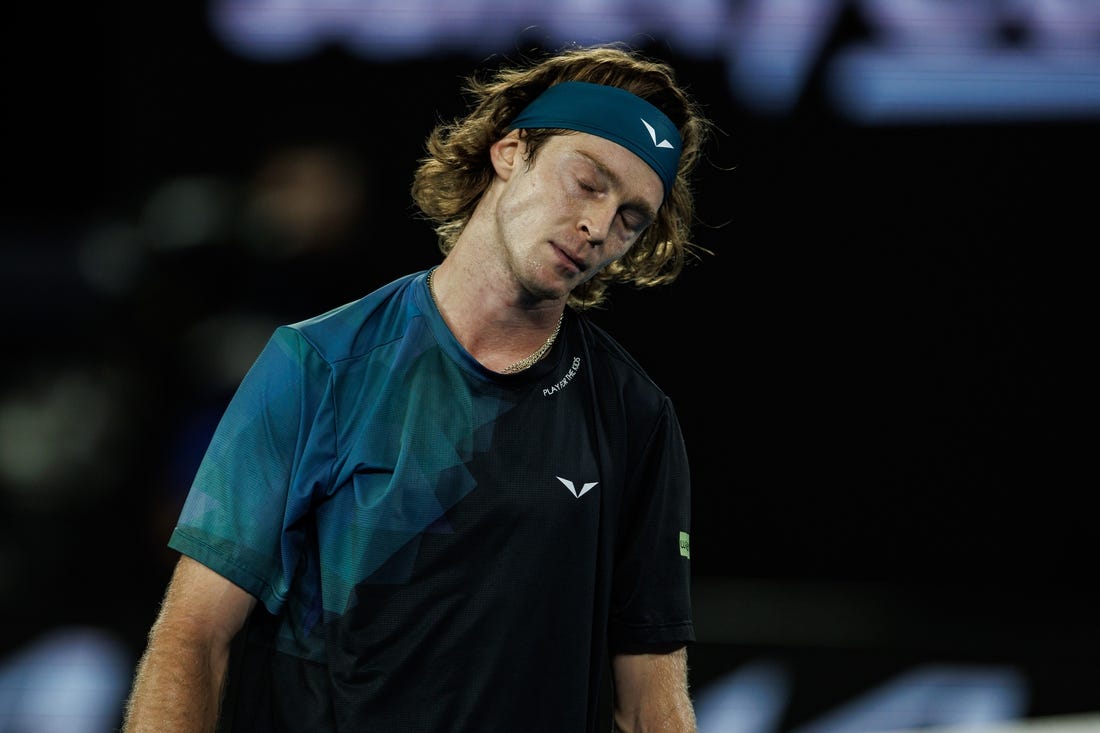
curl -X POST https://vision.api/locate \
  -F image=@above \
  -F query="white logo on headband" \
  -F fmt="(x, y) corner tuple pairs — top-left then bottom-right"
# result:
(641, 118), (675, 150)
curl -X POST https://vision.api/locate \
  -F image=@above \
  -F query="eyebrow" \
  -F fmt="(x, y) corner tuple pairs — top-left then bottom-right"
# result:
(577, 151), (659, 224)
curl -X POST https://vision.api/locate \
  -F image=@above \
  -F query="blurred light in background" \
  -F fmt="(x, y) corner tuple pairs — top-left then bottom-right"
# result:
(0, 627), (131, 733)
(695, 661), (1029, 733)
(208, 0), (731, 60)
(209, 0), (1100, 122)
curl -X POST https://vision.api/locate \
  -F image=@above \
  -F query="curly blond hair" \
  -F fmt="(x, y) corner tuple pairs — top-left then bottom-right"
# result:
(411, 44), (712, 310)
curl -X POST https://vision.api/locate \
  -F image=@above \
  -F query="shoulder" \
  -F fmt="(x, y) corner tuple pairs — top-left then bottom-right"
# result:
(575, 315), (645, 373)
(574, 314), (672, 414)
(279, 272), (426, 364)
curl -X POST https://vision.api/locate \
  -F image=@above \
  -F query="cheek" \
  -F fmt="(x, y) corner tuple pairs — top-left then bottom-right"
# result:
(610, 222), (643, 254)
(496, 189), (550, 245)
(513, 168), (560, 208)
(594, 237), (636, 270)
(498, 165), (578, 236)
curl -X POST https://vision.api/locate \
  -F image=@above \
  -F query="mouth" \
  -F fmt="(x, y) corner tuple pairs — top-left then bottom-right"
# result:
(552, 242), (587, 274)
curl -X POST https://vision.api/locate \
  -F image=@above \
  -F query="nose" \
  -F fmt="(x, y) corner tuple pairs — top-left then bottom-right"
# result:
(579, 201), (616, 246)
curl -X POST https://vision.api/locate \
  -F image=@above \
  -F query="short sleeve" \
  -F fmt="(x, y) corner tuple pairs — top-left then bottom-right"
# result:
(608, 398), (694, 653)
(168, 326), (334, 614)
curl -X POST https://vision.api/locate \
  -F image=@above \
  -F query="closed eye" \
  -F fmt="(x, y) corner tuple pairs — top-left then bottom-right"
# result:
(620, 208), (651, 233)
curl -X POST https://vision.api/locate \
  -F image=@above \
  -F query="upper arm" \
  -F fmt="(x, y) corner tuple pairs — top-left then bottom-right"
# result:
(611, 647), (697, 732)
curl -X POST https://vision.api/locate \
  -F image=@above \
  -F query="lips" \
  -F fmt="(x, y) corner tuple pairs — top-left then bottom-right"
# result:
(552, 241), (587, 273)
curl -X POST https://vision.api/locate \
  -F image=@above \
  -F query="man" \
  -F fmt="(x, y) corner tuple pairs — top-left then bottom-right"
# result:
(122, 43), (712, 732)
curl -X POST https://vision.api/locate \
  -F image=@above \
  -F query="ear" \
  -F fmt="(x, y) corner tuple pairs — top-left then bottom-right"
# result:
(490, 129), (523, 181)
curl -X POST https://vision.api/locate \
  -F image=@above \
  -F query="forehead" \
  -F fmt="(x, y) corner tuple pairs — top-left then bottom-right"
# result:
(543, 132), (664, 209)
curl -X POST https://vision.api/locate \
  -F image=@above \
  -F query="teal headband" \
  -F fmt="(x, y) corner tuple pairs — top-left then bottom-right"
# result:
(509, 81), (682, 200)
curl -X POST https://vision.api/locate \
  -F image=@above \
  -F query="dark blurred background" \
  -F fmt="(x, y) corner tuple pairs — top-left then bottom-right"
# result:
(1, 1), (1096, 731)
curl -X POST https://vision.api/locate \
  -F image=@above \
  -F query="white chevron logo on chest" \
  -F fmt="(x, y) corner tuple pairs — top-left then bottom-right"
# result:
(556, 477), (598, 498)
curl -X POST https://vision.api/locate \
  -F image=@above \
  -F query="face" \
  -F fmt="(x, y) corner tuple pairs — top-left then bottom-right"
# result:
(489, 131), (664, 300)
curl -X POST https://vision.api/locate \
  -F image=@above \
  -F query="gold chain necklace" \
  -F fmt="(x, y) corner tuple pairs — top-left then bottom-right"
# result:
(427, 268), (563, 374)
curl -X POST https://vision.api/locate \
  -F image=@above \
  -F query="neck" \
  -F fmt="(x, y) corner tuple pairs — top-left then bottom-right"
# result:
(427, 262), (565, 373)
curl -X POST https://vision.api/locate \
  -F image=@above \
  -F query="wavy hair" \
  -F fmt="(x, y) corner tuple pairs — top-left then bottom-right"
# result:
(411, 44), (713, 310)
